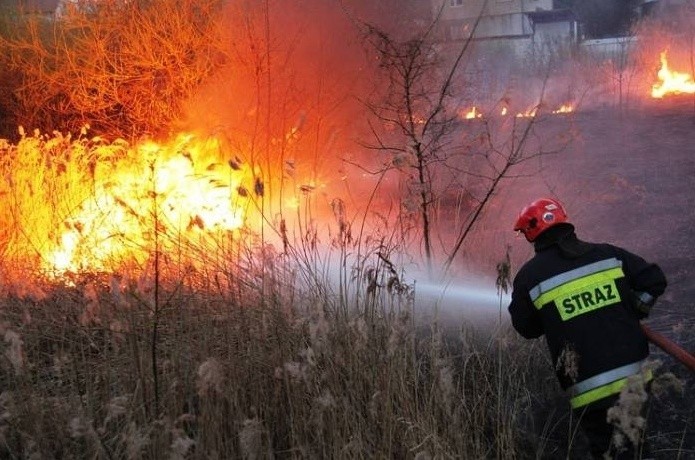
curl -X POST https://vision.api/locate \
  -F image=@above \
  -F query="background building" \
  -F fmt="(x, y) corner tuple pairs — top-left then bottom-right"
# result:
(432, 0), (580, 60)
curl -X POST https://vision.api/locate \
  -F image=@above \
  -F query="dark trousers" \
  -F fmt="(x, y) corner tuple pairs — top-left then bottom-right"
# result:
(577, 404), (650, 460)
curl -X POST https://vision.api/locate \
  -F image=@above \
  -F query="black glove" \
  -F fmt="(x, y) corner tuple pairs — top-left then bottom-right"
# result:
(632, 291), (656, 318)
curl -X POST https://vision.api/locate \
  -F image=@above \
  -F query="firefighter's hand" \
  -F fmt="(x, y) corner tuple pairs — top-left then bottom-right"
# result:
(632, 291), (655, 317)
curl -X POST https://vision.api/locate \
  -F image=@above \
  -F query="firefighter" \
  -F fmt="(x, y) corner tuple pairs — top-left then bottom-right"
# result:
(507, 197), (667, 459)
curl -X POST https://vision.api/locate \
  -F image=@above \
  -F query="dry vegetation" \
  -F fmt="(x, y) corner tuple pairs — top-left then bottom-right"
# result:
(0, 130), (574, 459)
(0, 247), (568, 459)
(0, 1), (693, 459)
(0, 236), (689, 459)
(0, 0), (229, 139)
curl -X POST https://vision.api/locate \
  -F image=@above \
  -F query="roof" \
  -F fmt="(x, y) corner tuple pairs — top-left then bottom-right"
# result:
(526, 8), (578, 25)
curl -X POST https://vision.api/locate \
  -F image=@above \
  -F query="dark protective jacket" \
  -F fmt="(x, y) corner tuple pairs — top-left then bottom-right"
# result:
(508, 224), (667, 410)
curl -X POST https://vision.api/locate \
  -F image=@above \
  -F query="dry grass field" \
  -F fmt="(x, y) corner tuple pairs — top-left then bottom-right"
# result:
(1, 104), (693, 459)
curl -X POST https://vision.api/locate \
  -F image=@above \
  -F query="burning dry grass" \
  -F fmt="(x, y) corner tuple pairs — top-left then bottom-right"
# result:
(0, 116), (692, 460)
(0, 134), (568, 457)
(0, 127), (263, 278)
(0, 125), (561, 457)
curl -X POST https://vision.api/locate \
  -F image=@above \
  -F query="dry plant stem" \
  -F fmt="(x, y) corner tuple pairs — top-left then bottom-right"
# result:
(150, 163), (161, 418)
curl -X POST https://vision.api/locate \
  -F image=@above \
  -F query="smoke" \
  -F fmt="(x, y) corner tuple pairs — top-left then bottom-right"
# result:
(175, 1), (394, 230)
(172, 1), (693, 330)
(179, 0), (374, 151)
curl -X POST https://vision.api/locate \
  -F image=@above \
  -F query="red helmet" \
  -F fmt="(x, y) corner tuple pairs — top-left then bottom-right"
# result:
(514, 198), (568, 242)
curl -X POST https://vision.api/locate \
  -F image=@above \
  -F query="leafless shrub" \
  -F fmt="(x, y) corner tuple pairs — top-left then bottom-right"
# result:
(0, 0), (230, 139)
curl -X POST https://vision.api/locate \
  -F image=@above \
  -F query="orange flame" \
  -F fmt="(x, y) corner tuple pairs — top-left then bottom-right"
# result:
(463, 107), (482, 119)
(651, 51), (695, 98)
(552, 104), (573, 114)
(515, 107), (537, 118)
(458, 103), (572, 120)
(44, 133), (251, 274)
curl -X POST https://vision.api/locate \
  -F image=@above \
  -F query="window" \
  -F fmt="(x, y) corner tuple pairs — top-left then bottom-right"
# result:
(450, 0), (463, 6)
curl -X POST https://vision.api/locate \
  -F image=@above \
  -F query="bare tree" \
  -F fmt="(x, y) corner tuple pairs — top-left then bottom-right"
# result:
(354, 2), (568, 277)
(353, 3), (484, 276)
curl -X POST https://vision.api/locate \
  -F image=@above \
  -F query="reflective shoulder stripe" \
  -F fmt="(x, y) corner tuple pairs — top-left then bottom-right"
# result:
(570, 369), (653, 409)
(529, 258), (624, 310)
(534, 267), (624, 311)
(568, 360), (646, 396)
(529, 257), (622, 302)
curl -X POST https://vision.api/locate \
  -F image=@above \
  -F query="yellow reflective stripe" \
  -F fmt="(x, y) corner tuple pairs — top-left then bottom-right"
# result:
(533, 267), (625, 309)
(529, 258), (622, 302)
(569, 360), (646, 396)
(570, 370), (653, 409)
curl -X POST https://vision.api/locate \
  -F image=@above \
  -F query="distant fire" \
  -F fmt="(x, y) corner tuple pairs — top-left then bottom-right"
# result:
(515, 107), (538, 118)
(552, 104), (573, 114)
(651, 51), (695, 98)
(462, 107), (482, 119)
(44, 133), (252, 274)
(458, 103), (572, 120)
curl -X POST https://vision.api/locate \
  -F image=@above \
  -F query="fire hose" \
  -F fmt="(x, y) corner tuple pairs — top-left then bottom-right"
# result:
(641, 323), (695, 373)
